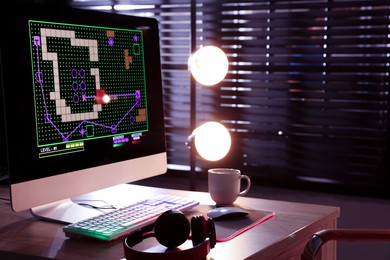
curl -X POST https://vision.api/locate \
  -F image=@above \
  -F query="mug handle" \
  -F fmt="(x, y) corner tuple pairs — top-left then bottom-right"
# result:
(238, 175), (251, 196)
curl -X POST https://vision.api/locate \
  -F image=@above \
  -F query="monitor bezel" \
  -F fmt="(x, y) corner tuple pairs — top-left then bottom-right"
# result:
(1, 3), (167, 221)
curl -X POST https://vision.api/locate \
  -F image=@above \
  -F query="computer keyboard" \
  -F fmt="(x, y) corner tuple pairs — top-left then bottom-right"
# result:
(62, 194), (199, 241)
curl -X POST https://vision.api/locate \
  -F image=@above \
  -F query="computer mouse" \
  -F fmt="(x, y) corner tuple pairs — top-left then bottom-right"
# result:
(207, 207), (249, 221)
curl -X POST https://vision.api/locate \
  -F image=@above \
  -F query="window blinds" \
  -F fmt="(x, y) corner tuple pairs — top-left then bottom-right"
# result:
(71, 0), (390, 197)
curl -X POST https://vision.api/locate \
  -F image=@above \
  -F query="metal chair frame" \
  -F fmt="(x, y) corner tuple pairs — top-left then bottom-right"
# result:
(301, 229), (390, 260)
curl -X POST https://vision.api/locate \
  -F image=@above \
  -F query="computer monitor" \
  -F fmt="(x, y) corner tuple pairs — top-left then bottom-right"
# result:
(0, 3), (167, 223)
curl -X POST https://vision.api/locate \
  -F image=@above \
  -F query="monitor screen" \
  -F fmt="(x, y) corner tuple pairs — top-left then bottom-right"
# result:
(0, 3), (167, 223)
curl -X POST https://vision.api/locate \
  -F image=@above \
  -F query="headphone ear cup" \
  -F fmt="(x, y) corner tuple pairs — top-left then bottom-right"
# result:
(207, 218), (216, 248)
(191, 215), (206, 246)
(154, 210), (190, 248)
(191, 215), (216, 248)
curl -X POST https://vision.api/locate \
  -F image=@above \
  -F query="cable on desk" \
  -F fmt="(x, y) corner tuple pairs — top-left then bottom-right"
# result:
(73, 199), (119, 210)
(0, 186), (10, 202)
(0, 197), (10, 202)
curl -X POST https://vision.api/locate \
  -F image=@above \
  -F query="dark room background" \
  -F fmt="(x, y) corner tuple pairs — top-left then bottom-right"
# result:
(66, 0), (390, 198)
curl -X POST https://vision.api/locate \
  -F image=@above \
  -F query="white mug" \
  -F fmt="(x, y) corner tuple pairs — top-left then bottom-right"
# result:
(208, 168), (251, 205)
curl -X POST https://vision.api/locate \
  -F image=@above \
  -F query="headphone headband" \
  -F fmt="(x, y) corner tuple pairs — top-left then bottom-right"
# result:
(124, 236), (210, 260)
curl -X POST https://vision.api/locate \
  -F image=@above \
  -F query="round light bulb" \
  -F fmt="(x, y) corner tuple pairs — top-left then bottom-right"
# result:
(193, 121), (231, 161)
(188, 46), (229, 86)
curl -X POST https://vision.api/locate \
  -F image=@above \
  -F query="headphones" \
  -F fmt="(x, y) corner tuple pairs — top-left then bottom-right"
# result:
(124, 210), (216, 260)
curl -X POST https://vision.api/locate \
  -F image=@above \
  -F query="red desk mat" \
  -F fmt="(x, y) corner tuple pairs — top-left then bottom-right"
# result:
(187, 204), (275, 242)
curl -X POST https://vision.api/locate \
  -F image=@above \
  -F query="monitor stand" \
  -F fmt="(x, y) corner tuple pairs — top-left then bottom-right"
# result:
(30, 198), (102, 224)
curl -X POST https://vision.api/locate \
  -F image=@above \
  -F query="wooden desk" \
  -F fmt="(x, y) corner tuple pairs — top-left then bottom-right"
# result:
(0, 184), (340, 259)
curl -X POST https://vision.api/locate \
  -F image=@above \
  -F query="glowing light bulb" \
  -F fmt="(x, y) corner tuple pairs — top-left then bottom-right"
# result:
(188, 46), (229, 86)
(193, 121), (231, 161)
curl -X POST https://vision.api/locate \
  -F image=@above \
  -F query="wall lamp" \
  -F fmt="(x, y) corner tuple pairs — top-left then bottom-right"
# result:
(186, 121), (231, 162)
(187, 45), (229, 190)
(188, 45), (229, 86)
